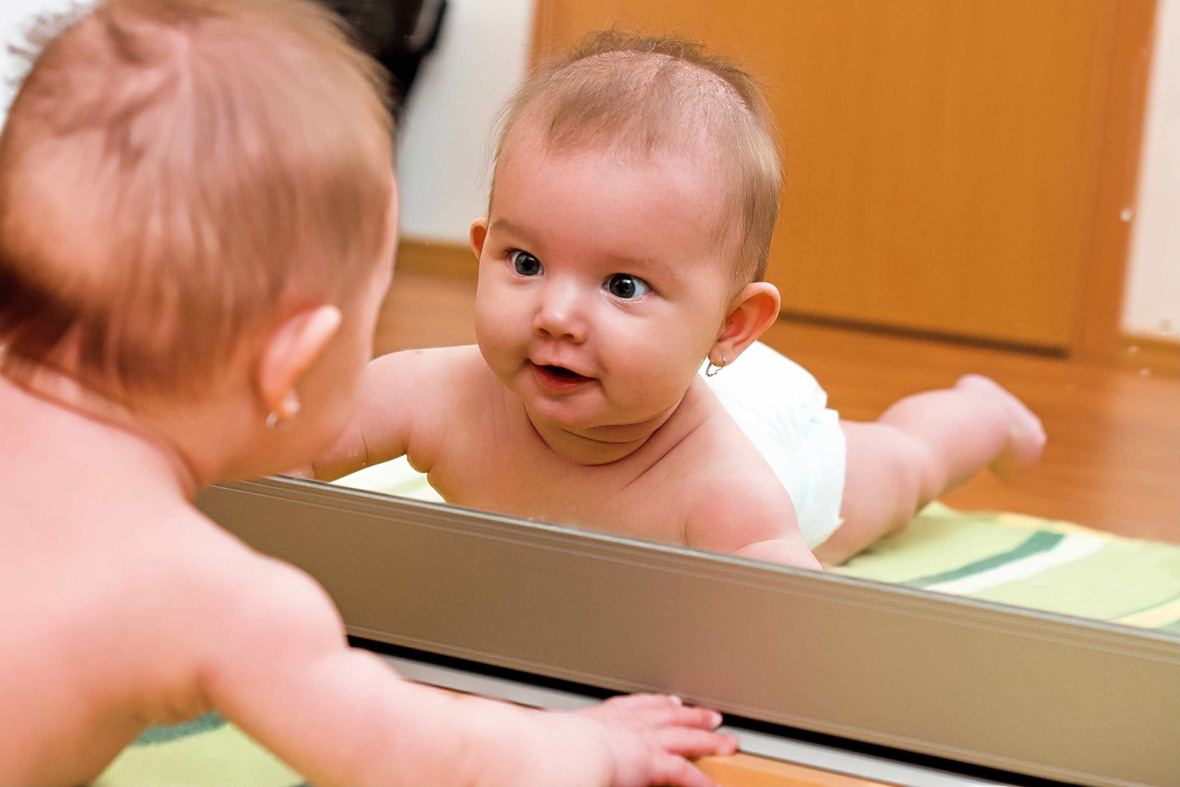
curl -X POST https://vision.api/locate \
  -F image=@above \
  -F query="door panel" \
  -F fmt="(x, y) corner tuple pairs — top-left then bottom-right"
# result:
(534, 0), (1122, 349)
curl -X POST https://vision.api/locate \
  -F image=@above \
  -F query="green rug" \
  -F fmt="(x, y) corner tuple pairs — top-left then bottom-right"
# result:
(93, 457), (1180, 785)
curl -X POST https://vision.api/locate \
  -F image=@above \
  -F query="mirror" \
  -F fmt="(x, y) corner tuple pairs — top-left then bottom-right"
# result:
(6, 0), (1174, 635)
(345, 0), (1180, 634)
(333, 0), (1180, 633)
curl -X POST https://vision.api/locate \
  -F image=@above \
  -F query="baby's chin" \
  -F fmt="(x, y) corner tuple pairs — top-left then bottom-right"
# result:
(521, 396), (602, 431)
(537, 398), (680, 442)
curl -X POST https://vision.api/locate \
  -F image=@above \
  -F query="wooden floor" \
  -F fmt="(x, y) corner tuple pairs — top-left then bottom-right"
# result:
(376, 267), (1180, 544)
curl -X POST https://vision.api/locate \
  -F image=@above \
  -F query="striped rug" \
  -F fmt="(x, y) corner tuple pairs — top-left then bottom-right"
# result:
(834, 503), (1180, 631)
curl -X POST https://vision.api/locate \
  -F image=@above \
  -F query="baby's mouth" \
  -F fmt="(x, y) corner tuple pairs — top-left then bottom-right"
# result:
(531, 362), (595, 390)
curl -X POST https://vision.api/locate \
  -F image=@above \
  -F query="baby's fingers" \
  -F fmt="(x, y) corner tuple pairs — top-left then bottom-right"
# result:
(662, 705), (725, 731)
(648, 753), (720, 787)
(599, 692), (684, 712)
(653, 727), (740, 760)
(629, 702), (724, 732)
(591, 694), (724, 731)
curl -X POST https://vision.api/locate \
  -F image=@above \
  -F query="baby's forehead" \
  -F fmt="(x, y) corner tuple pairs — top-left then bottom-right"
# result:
(491, 123), (741, 264)
(494, 127), (734, 239)
(498, 113), (731, 191)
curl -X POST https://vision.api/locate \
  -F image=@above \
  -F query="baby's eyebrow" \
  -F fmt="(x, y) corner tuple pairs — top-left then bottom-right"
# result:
(603, 251), (673, 280)
(490, 217), (674, 279)
(489, 217), (535, 242)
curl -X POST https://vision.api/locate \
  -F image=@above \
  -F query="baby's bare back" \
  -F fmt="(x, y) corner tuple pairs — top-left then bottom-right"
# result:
(396, 347), (798, 555)
(0, 387), (276, 784)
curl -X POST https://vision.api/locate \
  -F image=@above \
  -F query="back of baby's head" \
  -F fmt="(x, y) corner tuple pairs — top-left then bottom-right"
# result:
(0, 0), (392, 399)
(494, 31), (781, 285)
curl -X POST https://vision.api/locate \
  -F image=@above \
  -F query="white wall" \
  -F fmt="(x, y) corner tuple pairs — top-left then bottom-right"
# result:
(1, 0), (534, 248)
(1122, 0), (1180, 340)
(0, 0), (76, 124)
(395, 0), (534, 243)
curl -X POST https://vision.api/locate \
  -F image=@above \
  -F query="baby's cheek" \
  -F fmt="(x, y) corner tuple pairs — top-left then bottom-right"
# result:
(478, 292), (530, 345)
(474, 309), (506, 355)
(627, 356), (693, 406)
(474, 317), (518, 382)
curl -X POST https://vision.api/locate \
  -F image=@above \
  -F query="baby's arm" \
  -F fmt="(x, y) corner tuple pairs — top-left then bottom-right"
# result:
(204, 557), (734, 786)
(686, 482), (821, 571)
(310, 348), (455, 481)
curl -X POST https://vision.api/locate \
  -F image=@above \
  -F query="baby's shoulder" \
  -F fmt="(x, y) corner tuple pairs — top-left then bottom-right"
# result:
(681, 467), (798, 555)
(164, 514), (343, 667)
(670, 402), (798, 554)
(369, 344), (493, 410)
(131, 508), (335, 637)
(668, 386), (781, 480)
(375, 343), (484, 377)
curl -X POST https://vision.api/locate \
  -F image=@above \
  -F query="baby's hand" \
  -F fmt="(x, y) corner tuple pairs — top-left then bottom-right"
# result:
(546, 693), (738, 787)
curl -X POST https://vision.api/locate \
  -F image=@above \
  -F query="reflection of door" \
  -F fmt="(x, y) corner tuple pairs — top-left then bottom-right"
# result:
(534, 0), (1151, 351)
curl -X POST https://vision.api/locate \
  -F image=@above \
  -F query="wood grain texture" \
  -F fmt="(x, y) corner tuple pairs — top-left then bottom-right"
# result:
(531, 0), (1154, 352)
(696, 753), (893, 787)
(376, 261), (1179, 543)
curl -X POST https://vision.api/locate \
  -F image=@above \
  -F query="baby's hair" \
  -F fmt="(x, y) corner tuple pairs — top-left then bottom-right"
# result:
(0, 0), (393, 399)
(492, 30), (782, 286)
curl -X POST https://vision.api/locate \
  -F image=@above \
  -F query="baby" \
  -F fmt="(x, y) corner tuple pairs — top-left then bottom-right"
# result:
(0, 4), (735, 785)
(315, 31), (1046, 570)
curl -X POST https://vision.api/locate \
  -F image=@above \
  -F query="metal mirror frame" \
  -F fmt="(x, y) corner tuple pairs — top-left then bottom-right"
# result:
(197, 475), (1180, 787)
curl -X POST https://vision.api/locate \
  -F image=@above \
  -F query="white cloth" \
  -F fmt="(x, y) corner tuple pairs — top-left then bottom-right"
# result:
(701, 341), (846, 548)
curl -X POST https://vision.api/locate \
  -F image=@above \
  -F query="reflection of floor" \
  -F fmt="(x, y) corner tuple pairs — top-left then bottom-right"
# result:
(377, 268), (1180, 544)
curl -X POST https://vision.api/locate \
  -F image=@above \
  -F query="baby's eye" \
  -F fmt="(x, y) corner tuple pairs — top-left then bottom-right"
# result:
(604, 273), (651, 300)
(509, 250), (543, 277)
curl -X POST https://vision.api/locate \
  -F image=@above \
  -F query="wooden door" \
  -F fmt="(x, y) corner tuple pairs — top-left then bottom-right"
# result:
(533, 0), (1142, 350)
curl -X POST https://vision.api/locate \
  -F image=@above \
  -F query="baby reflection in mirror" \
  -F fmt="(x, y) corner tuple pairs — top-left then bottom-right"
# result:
(314, 31), (1046, 569)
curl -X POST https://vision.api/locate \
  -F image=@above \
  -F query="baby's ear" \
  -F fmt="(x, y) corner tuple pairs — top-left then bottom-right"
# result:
(256, 305), (342, 421)
(709, 282), (781, 366)
(469, 217), (489, 261)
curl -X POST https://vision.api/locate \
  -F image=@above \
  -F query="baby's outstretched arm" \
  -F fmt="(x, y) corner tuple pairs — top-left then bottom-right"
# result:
(732, 536), (820, 569)
(309, 349), (449, 481)
(206, 557), (735, 786)
(686, 481), (822, 571)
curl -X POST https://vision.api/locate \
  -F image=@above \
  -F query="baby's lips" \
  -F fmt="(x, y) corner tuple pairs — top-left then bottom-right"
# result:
(533, 359), (592, 377)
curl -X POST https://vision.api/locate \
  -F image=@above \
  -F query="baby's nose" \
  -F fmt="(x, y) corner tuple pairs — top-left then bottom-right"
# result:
(533, 281), (587, 342)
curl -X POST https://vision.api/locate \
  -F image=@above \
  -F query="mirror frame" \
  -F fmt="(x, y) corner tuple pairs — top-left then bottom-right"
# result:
(198, 475), (1180, 787)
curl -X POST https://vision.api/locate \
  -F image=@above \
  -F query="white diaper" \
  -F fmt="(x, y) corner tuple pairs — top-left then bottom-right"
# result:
(701, 341), (846, 549)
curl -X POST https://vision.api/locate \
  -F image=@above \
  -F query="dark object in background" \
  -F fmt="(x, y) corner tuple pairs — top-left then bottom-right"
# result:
(317, 0), (447, 116)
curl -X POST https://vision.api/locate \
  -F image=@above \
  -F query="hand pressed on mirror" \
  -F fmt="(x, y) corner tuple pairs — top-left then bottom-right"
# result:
(313, 33), (1045, 570)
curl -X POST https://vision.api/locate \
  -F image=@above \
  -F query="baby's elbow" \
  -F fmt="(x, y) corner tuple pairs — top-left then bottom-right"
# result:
(734, 538), (822, 571)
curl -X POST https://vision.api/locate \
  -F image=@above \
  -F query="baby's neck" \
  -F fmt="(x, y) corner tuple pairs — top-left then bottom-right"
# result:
(0, 362), (202, 498)
(522, 385), (706, 467)
(525, 416), (665, 466)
